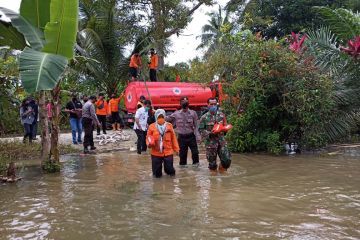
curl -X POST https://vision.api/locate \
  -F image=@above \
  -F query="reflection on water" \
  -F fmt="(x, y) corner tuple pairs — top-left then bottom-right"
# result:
(1, 152), (360, 239)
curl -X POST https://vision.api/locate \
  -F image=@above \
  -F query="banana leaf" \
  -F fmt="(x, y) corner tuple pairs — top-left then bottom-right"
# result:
(19, 47), (68, 93)
(42, 0), (78, 59)
(0, 20), (27, 50)
(0, 7), (45, 50)
(20, 0), (51, 30)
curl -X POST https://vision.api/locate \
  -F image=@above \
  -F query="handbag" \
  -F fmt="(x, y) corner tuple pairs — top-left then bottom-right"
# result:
(72, 101), (82, 118)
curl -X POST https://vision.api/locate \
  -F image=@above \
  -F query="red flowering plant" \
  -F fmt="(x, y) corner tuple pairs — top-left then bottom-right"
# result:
(340, 36), (360, 60)
(289, 32), (307, 54)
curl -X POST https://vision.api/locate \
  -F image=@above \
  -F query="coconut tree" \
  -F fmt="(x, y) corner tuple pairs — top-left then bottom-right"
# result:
(305, 7), (360, 141)
(197, 5), (232, 53)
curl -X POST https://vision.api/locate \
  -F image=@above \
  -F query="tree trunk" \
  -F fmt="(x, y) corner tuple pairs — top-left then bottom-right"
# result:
(50, 86), (61, 163)
(39, 91), (50, 165)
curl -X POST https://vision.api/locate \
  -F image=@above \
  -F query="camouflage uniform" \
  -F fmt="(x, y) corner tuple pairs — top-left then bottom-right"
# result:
(199, 110), (231, 170)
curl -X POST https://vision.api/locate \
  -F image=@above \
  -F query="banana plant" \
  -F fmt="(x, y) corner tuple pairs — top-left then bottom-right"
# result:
(0, 0), (78, 93)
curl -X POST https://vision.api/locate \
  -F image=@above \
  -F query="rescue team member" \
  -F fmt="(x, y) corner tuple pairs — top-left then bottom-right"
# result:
(108, 94), (122, 131)
(166, 96), (200, 166)
(199, 97), (231, 172)
(137, 95), (146, 109)
(82, 96), (101, 154)
(95, 93), (108, 135)
(147, 109), (179, 178)
(65, 95), (83, 144)
(129, 50), (142, 81)
(148, 48), (158, 82)
(134, 100), (151, 154)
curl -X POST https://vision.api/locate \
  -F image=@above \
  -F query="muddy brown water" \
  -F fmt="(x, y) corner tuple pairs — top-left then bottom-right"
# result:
(1, 152), (360, 239)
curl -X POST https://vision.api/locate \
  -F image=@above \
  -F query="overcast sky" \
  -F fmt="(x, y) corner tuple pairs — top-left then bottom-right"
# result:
(0, 0), (229, 65)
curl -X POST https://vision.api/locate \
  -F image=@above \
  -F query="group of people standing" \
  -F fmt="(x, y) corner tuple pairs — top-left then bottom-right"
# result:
(134, 96), (232, 178)
(63, 93), (125, 153)
(20, 98), (39, 143)
(129, 48), (158, 82)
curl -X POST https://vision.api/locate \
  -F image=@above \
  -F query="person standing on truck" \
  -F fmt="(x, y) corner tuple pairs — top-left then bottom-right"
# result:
(108, 93), (122, 131)
(82, 96), (101, 154)
(134, 100), (151, 154)
(166, 96), (200, 166)
(148, 48), (158, 82)
(129, 50), (142, 81)
(95, 93), (108, 135)
(147, 109), (179, 178)
(199, 97), (231, 173)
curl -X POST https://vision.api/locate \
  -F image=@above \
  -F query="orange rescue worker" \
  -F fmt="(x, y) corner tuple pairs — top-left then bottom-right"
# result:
(95, 93), (108, 135)
(148, 48), (158, 82)
(108, 93), (123, 131)
(147, 109), (179, 178)
(129, 50), (142, 81)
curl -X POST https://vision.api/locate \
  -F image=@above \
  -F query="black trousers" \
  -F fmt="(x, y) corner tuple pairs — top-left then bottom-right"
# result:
(129, 67), (137, 78)
(32, 121), (37, 139)
(135, 129), (147, 154)
(150, 69), (157, 82)
(178, 133), (199, 165)
(111, 112), (121, 124)
(97, 115), (107, 134)
(151, 155), (175, 178)
(23, 123), (34, 142)
(82, 117), (94, 148)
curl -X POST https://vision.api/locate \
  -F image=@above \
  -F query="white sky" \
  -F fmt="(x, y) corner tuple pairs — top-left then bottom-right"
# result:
(0, 0), (229, 65)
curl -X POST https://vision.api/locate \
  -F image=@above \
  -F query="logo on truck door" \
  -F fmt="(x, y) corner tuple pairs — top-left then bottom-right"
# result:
(172, 87), (181, 95)
(127, 93), (132, 102)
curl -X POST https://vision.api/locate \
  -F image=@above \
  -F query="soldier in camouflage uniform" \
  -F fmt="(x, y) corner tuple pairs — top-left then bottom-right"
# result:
(199, 97), (231, 172)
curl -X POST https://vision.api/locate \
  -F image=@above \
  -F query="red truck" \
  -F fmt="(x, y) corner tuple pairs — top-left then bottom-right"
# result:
(123, 81), (220, 124)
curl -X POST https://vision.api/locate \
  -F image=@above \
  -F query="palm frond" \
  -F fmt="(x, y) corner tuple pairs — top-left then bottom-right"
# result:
(306, 27), (342, 72)
(314, 7), (360, 42)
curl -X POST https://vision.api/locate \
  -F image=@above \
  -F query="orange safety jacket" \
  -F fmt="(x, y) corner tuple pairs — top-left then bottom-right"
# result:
(146, 122), (179, 157)
(108, 97), (122, 113)
(129, 54), (142, 68)
(148, 54), (158, 69)
(95, 99), (109, 116)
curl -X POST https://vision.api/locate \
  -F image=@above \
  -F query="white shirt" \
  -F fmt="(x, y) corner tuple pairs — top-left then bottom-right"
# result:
(133, 106), (149, 130)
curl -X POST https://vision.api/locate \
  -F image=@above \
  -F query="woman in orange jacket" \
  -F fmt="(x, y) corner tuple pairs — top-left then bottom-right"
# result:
(147, 109), (179, 178)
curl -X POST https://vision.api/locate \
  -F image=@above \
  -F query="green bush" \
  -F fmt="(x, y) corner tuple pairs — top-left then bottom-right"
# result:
(191, 31), (335, 153)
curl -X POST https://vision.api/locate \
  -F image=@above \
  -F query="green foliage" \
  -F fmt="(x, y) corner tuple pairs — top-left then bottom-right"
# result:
(226, 0), (359, 37)
(20, 0), (51, 30)
(314, 7), (360, 42)
(191, 32), (335, 152)
(304, 8), (360, 142)
(19, 47), (68, 93)
(42, 160), (61, 173)
(0, 54), (24, 135)
(0, 21), (27, 50)
(161, 62), (190, 82)
(0, 7), (45, 51)
(43, 0), (79, 59)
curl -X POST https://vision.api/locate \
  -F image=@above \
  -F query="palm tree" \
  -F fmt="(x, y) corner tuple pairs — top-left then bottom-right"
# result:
(197, 5), (231, 52)
(305, 7), (360, 141)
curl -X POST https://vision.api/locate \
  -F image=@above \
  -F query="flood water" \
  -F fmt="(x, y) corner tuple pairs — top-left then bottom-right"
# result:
(1, 152), (360, 239)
